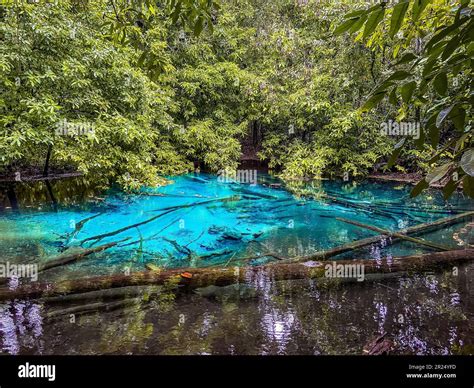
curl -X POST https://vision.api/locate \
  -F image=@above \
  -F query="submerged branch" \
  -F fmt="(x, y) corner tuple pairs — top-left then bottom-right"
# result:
(336, 217), (452, 251)
(38, 238), (129, 273)
(281, 211), (474, 263)
(79, 208), (180, 246)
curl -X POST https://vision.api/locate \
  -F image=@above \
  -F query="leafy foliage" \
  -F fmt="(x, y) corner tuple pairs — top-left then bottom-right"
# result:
(2, 0), (470, 196)
(335, 0), (473, 198)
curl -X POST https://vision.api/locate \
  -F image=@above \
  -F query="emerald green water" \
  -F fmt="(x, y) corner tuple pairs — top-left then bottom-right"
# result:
(0, 174), (473, 355)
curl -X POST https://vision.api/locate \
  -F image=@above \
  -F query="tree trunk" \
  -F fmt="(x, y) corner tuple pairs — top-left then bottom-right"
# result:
(6, 183), (19, 211)
(44, 179), (58, 212)
(43, 144), (52, 177)
(1, 249), (472, 302)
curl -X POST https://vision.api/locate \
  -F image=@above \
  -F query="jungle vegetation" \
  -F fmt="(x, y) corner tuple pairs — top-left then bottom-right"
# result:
(0, 0), (472, 197)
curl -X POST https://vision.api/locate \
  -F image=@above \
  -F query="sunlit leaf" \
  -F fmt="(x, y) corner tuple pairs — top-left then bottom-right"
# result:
(425, 163), (451, 185)
(400, 81), (416, 104)
(363, 8), (385, 39)
(460, 149), (474, 177)
(412, 0), (429, 22)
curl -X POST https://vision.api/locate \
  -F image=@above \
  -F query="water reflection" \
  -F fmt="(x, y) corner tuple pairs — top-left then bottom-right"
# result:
(0, 263), (470, 355)
(0, 300), (43, 354)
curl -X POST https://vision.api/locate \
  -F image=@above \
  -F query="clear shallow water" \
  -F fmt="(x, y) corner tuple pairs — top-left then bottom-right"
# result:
(0, 173), (472, 279)
(0, 174), (473, 355)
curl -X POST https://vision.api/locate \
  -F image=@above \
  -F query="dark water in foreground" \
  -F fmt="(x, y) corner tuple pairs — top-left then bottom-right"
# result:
(0, 174), (473, 354)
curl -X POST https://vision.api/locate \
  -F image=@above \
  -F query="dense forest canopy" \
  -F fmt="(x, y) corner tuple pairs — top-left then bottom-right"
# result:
(0, 0), (472, 197)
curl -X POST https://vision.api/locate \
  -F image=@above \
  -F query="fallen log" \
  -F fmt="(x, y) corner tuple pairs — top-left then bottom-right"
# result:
(364, 201), (467, 215)
(185, 175), (210, 184)
(323, 190), (467, 214)
(38, 239), (128, 273)
(185, 231), (205, 248)
(148, 195), (240, 213)
(315, 190), (462, 223)
(79, 208), (180, 246)
(42, 271), (405, 305)
(336, 217), (452, 251)
(64, 213), (102, 244)
(40, 285), (164, 304)
(138, 192), (211, 199)
(231, 187), (277, 200)
(282, 211), (474, 263)
(80, 196), (240, 246)
(319, 193), (399, 221)
(45, 299), (139, 320)
(198, 249), (234, 260)
(118, 211), (192, 249)
(1, 249), (472, 301)
(0, 172), (83, 183)
(74, 213), (102, 234)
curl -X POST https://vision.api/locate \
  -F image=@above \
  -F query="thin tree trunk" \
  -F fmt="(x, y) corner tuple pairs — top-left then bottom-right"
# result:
(6, 183), (19, 211)
(44, 179), (58, 212)
(43, 144), (52, 177)
(38, 239), (127, 273)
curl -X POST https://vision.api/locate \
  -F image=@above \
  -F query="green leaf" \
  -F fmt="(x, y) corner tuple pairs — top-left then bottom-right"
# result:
(373, 80), (395, 94)
(148, 4), (156, 15)
(395, 52), (417, 65)
(463, 175), (474, 198)
(344, 10), (367, 19)
(427, 40), (449, 61)
(433, 72), (447, 96)
(436, 105), (454, 128)
(425, 163), (451, 185)
(387, 138), (406, 169)
(349, 15), (368, 33)
(389, 1), (409, 38)
(363, 8), (385, 39)
(443, 177), (461, 199)
(410, 179), (429, 197)
(422, 58), (438, 78)
(361, 91), (386, 111)
(388, 87), (398, 105)
(386, 70), (411, 82)
(412, 0), (429, 22)
(415, 123), (425, 150)
(429, 122), (440, 148)
(400, 81), (416, 103)
(425, 18), (468, 52)
(442, 35), (461, 60)
(428, 138), (456, 164)
(460, 149), (474, 177)
(171, 1), (182, 23)
(449, 106), (466, 131)
(194, 17), (204, 36)
(334, 17), (360, 35)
